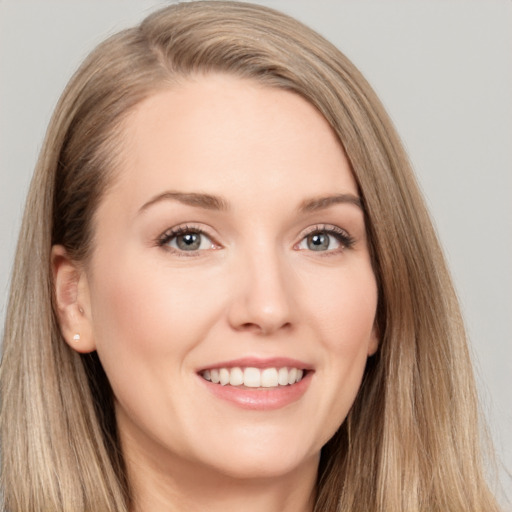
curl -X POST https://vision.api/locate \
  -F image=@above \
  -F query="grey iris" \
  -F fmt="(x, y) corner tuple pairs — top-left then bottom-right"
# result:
(308, 233), (329, 251)
(177, 233), (201, 250)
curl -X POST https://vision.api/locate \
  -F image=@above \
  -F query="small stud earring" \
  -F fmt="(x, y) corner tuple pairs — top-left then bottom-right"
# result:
(73, 333), (81, 341)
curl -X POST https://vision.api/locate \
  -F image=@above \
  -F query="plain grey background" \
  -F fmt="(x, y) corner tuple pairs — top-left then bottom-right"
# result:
(1, 0), (511, 503)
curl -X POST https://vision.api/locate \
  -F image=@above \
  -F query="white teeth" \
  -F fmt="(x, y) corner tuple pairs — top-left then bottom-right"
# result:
(278, 367), (289, 386)
(287, 367), (297, 385)
(219, 368), (230, 386)
(201, 366), (306, 388)
(244, 367), (261, 388)
(229, 367), (244, 386)
(261, 368), (278, 387)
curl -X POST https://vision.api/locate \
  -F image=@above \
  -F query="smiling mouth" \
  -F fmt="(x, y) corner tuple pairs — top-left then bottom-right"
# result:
(201, 366), (306, 388)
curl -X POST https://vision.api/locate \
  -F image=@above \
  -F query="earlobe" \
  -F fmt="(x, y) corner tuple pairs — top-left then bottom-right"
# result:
(51, 245), (96, 353)
(367, 324), (380, 356)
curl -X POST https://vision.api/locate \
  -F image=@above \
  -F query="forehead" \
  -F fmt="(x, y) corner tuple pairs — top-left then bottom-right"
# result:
(107, 74), (357, 215)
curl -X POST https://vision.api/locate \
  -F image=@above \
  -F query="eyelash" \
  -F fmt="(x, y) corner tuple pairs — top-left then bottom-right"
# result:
(157, 225), (217, 257)
(156, 224), (355, 255)
(298, 224), (356, 253)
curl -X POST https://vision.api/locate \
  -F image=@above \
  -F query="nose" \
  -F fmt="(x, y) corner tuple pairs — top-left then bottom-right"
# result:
(226, 247), (295, 336)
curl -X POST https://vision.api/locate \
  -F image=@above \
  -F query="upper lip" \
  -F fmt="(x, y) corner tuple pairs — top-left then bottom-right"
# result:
(197, 356), (313, 373)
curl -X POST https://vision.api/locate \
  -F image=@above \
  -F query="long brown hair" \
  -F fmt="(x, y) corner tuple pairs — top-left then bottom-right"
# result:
(0, 2), (500, 510)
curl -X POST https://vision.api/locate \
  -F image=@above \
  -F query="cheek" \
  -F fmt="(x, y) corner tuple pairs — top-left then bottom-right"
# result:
(323, 270), (377, 387)
(87, 251), (228, 366)
(304, 263), (378, 352)
(300, 263), (377, 434)
(85, 252), (229, 435)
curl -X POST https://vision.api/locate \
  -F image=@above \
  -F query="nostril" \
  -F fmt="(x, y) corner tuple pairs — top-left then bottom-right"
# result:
(239, 322), (261, 332)
(237, 320), (292, 335)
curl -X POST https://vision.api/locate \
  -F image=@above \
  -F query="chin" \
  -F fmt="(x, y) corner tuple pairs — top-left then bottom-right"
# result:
(208, 453), (318, 482)
(190, 430), (322, 481)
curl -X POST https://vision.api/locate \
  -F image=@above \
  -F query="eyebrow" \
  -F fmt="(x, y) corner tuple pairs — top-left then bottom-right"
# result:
(299, 193), (362, 212)
(139, 191), (229, 213)
(138, 190), (362, 215)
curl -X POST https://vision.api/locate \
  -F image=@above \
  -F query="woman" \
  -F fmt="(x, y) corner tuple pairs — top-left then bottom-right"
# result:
(0, 2), (502, 511)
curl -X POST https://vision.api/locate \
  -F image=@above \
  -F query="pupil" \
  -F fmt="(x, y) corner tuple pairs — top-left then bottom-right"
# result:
(177, 233), (200, 250)
(308, 233), (328, 251)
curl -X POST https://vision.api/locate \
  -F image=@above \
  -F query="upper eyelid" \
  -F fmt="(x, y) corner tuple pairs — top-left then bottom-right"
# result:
(157, 224), (219, 246)
(160, 223), (215, 237)
(298, 223), (352, 238)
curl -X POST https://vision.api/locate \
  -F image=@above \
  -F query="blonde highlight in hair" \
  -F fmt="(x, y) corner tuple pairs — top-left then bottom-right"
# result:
(0, 2), (500, 511)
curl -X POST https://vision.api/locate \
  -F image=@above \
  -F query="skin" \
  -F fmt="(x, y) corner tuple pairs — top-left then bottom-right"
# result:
(53, 74), (378, 512)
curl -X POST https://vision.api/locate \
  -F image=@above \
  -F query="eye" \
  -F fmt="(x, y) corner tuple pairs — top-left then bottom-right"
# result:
(158, 226), (216, 252)
(301, 232), (337, 251)
(297, 226), (355, 252)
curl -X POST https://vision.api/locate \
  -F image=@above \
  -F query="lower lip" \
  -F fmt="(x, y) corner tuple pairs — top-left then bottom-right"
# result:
(198, 372), (313, 411)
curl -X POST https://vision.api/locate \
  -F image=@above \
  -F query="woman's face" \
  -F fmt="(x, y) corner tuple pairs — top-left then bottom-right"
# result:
(81, 74), (378, 480)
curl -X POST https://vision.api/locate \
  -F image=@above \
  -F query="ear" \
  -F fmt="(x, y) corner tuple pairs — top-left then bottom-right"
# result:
(367, 324), (379, 357)
(51, 245), (96, 353)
